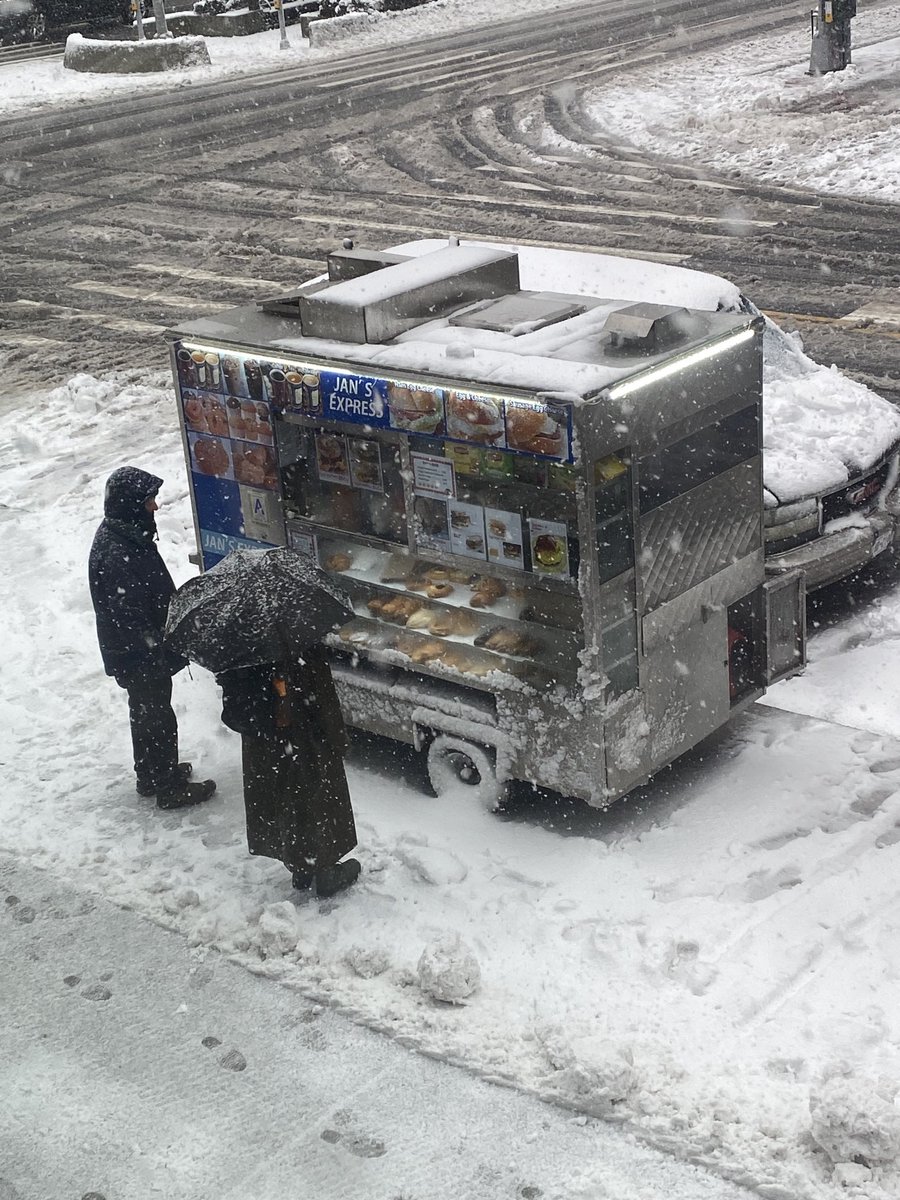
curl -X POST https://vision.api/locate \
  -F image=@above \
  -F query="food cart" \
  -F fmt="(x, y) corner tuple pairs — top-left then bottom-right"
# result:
(167, 239), (805, 807)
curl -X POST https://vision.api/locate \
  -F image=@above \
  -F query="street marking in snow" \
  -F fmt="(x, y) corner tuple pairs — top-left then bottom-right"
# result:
(68, 281), (215, 310)
(764, 308), (900, 342)
(286, 212), (690, 264)
(5, 298), (163, 335)
(0, 333), (65, 347)
(314, 47), (483, 91)
(131, 262), (287, 292)
(841, 301), (900, 330)
(500, 180), (551, 193)
(482, 50), (669, 97)
(316, 187), (778, 230)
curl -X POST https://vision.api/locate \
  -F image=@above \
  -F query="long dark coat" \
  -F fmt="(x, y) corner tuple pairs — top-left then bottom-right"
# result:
(218, 647), (356, 875)
(88, 466), (179, 680)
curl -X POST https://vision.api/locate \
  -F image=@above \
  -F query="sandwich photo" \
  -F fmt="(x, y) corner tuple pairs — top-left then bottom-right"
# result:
(506, 402), (567, 457)
(388, 384), (445, 434)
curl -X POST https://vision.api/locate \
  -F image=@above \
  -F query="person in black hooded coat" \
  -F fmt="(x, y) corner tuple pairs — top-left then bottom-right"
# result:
(88, 466), (215, 809)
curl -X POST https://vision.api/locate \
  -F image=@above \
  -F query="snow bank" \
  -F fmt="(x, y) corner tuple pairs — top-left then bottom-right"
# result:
(63, 33), (211, 75)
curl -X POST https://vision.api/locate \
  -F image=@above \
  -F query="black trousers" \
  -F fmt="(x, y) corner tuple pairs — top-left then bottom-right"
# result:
(118, 667), (179, 791)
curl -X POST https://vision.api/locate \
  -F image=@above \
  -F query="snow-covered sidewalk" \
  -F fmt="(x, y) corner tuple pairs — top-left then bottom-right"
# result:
(4, 372), (900, 1199)
(584, 4), (900, 203)
(0, 852), (758, 1200)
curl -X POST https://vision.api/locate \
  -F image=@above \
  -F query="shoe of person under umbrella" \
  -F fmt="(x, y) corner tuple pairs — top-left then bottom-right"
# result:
(156, 779), (217, 810)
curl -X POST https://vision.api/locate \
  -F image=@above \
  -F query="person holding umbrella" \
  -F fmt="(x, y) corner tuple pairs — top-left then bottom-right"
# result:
(166, 547), (361, 898)
(88, 466), (217, 810)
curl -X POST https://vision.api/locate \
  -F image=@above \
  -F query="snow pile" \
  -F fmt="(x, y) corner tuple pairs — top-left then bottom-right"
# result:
(538, 1027), (636, 1117)
(584, 8), (900, 203)
(417, 934), (481, 1002)
(809, 1070), (900, 1169)
(5, 371), (900, 1199)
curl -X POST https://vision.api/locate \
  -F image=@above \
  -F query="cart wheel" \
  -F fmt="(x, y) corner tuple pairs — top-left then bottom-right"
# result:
(426, 735), (507, 812)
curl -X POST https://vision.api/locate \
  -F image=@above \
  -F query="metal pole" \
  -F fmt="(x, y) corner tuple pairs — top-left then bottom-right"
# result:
(133, 0), (146, 41)
(151, 0), (169, 38)
(275, 0), (290, 49)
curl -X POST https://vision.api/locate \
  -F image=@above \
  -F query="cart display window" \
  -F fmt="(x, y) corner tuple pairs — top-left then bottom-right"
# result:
(277, 422), (408, 545)
(421, 444), (580, 581)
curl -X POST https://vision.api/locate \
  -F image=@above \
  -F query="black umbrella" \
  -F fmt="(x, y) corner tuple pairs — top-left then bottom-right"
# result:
(165, 546), (353, 673)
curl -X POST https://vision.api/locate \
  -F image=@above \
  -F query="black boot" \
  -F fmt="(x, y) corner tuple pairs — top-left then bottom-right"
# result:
(137, 762), (192, 797)
(315, 858), (360, 898)
(157, 779), (216, 810)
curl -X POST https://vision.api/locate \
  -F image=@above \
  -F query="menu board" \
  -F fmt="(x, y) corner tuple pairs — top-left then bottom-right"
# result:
(315, 433), (351, 484)
(176, 343), (575, 464)
(412, 453), (456, 499)
(485, 507), (525, 571)
(348, 440), (383, 492)
(528, 518), (570, 578)
(448, 500), (487, 560)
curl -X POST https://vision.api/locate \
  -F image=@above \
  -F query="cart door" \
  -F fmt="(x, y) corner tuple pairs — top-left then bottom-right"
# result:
(764, 571), (806, 684)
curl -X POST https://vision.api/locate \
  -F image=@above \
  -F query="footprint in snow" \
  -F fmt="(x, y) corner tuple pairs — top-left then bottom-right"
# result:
(320, 1128), (386, 1158)
(202, 1037), (246, 1071)
(868, 756), (900, 775)
(81, 984), (112, 1002)
(740, 865), (802, 903)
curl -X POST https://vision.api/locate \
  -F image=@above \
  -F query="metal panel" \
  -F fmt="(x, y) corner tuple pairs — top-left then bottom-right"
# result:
(642, 554), (762, 652)
(643, 610), (731, 765)
(764, 571), (807, 683)
(297, 246), (521, 344)
(640, 461), (761, 611)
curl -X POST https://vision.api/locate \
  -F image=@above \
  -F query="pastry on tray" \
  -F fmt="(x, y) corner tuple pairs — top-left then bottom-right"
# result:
(441, 646), (494, 676)
(325, 551), (352, 571)
(381, 595), (424, 623)
(475, 627), (540, 657)
(405, 608), (434, 630)
(409, 640), (447, 664)
(428, 608), (479, 638)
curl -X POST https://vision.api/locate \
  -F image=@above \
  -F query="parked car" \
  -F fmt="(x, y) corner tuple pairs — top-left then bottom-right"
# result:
(392, 240), (900, 591)
(0, 0), (130, 43)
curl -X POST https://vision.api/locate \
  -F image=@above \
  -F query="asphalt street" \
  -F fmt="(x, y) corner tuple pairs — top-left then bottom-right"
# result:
(0, 853), (756, 1200)
(0, 0), (898, 400)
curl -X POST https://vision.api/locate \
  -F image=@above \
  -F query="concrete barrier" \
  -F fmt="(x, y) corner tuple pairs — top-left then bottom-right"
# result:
(64, 33), (212, 74)
(140, 11), (269, 38)
(307, 11), (379, 47)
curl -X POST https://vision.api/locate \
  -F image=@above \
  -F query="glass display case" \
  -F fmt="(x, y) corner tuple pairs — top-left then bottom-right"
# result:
(276, 416), (584, 688)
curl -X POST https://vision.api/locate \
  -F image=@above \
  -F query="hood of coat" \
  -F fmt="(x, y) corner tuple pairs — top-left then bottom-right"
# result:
(103, 466), (164, 538)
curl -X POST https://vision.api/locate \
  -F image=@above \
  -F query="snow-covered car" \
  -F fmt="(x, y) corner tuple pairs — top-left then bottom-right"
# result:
(392, 240), (900, 591)
(0, 0), (130, 43)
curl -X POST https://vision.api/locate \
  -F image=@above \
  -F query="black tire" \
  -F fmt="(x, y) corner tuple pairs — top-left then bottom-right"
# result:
(426, 735), (508, 811)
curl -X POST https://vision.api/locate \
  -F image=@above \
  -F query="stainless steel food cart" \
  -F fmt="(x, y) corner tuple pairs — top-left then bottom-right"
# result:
(167, 239), (805, 807)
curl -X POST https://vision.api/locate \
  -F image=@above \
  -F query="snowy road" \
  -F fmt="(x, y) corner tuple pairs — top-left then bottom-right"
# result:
(1, 0), (898, 402)
(0, 853), (757, 1200)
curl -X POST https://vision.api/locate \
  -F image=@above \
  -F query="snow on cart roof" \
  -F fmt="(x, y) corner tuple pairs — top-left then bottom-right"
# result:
(171, 242), (750, 402)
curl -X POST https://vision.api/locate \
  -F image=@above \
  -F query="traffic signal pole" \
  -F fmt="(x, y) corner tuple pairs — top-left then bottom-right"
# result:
(809, 0), (856, 74)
